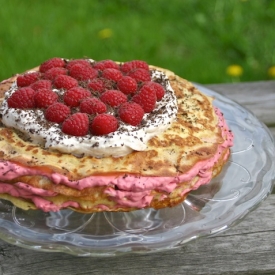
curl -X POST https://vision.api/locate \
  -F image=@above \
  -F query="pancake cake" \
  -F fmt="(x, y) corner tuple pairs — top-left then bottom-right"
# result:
(0, 58), (233, 212)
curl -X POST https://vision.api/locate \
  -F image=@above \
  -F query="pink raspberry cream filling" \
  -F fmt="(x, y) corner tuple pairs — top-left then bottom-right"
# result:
(0, 108), (233, 212)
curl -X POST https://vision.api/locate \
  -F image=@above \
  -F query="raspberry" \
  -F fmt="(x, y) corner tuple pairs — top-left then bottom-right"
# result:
(142, 81), (165, 100)
(132, 85), (157, 113)
(16, 72), (40, 87)
(34, 88), (58, 108)
(87, 78), (105, 93)
(120, 60), (149, 73)
(128, 68), (151, 82)
(90, 114), (118, 136)
(102, 68), (123, 81)
(43, 67), (68, 81)
(31, 79), (52, 91)
(62, 113), (89, 136)
(7, 87), (36, 109)
(45, 102), (70, 123)
(100, 90), (127, 107)
(118, 102), (144, 126)
(80, 97), (107, 114)
(93, 60), (119, 71)
(39, 57), (65, 73)
(69, 63), (98, 81)
(117, 76), (137, 95)
(53, 75), (78, 90)
(63, 87), (91, 107)
(66, 59), (91, 71)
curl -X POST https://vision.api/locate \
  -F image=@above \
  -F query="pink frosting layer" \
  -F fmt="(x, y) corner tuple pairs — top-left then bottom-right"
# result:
(0, 108), (233, 212)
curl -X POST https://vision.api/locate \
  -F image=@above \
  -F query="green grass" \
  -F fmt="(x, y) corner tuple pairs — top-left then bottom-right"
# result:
(0, 0), (275, 84)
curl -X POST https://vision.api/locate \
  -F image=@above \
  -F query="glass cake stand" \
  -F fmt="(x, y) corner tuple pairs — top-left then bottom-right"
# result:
(0, 85), (274, 257)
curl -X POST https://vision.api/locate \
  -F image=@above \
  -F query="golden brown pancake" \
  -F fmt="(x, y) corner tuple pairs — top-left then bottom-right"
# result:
(0, 59), (233, 212)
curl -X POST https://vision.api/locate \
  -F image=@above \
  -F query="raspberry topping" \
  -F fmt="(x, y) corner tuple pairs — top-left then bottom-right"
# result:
(120, 60), (149, 73)
(93, 60), (119, 71)
(127, 68), (151, 82)
(66, 59), (91, 71)
(53, 75), (78, 90)
(90, 114), (118, 136)
(118, 102), (144, 126)
(31, 79), (52, 91)
(34, 88), (58, 108)
(117, 76), (137, 95)
(102, 68), (123, 82)
(16, 72), (40, 87)
(100, 90), (127, 107)
(7, 87), (36, 109)
(62, 113), (89, 136)
(80, 97), (107, 114)
(69, 63), (98, 81)
(43, 67), (68, 81)
(63, 87), (91, 107)
(142, 81), (165, 100)
(87, 78), (105, 93)
(6, 58), (169, 137)
(39, 57), (65, 73)
(45, 103), (70, 123)
(132, 85), (157, 113)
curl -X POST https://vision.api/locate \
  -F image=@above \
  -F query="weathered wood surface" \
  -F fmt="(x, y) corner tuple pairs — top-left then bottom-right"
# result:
(0, 81), (274, 275)
(206, 80), (275, 127)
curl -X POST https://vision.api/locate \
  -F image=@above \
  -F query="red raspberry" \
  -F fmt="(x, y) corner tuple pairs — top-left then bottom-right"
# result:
(63, 87), (91, 107)
(142, 81), (165, 100)
(118, 102), (144, 126)
(120, 60), (149, 73)
(80, 97), (107, 114)
(45, 102), (70, 123)
(16, 72), (40, 87)
(62, 113), (89, 136)
(100, 90), (127, 107)
(31, 80), (52, 91)
(87, 78), (105, 93)
(128, 68), (151, 82)
(90, 114), (118, 135)
(93, 60), (119, 71)
(43, 67), (68, 81)
(117, 76), (137, 95)
(102, 68), (123, 82)
(132, 85), (157, 113)
(39, 57), (65, 73)
(54, 75), (78, 90)
(69, 63), (98, 81)
(7, 87), (36, 109)
(66, 59), (91, 71)
(34, 88), (58, 108)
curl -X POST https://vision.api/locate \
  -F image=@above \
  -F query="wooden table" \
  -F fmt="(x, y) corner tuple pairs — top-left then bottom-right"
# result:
(0, 81), (274, 275)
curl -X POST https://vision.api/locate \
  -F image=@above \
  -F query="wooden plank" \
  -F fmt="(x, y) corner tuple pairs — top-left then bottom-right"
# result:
(0, 195), (275, 275)
(205, 81), (275, 126)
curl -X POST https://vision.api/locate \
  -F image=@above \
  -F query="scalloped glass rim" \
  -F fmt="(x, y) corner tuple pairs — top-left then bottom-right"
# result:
(0, 84), (274, 257)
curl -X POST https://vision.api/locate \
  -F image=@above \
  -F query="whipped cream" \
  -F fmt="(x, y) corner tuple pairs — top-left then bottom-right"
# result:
(0, 70), (178, 158)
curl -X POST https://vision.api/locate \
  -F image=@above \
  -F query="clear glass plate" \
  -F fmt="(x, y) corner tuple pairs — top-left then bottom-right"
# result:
(0, 85), (274, 257)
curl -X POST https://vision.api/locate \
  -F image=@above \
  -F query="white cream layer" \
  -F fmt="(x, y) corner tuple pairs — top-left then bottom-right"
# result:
(0, 70), (177, 158)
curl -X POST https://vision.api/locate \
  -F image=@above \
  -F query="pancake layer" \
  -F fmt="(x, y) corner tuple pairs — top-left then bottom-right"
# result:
(0, 60), (233, 212)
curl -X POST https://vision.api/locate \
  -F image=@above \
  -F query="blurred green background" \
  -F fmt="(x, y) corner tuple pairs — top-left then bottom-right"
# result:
(0, 0), (275, 84)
